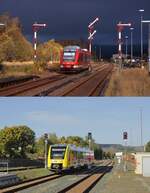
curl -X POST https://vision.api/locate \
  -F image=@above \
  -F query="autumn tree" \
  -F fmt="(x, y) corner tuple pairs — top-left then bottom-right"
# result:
(0, 13), (33, 62)
(0, 125), (35, 158)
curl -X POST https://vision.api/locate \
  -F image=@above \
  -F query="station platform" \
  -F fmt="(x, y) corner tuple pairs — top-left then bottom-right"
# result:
(0, 173), (20, 187)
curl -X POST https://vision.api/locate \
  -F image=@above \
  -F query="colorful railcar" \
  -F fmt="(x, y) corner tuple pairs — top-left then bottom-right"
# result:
(60, 46), (91, 72)
(47, 144), (94, 172)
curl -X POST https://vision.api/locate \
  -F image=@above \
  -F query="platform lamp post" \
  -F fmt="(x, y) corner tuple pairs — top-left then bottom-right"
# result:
(123, 131), (128, 172)
(117, 22), (132, 71)
(142, 20), (150, 75)
(88, 17), (99, 55)
(32, 22), (47, 60)
(44, 133), (48, 169)
(139, 9), (145, 62)
(130, 28), (134, 66)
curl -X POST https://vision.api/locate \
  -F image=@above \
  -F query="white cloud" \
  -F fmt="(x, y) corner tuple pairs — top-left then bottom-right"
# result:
(25, 111), (78, 125)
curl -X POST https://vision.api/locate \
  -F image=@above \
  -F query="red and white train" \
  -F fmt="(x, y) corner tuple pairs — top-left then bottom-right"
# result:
(60, 45), (91, 72)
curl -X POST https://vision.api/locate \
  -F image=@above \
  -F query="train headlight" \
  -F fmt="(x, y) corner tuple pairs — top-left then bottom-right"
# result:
(60, 65), (64, 68)
(73, 65), (78, 68)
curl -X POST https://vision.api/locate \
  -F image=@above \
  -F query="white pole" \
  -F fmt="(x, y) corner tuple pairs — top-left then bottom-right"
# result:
(139, 9), (144, 61)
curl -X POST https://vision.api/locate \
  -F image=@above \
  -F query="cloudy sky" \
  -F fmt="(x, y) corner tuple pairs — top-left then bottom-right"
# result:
(0, 0), (150, 45)
(0, 97), (150, 146)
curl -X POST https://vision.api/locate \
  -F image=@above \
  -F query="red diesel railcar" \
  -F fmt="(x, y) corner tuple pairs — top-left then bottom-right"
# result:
(60, 45), (91, 72)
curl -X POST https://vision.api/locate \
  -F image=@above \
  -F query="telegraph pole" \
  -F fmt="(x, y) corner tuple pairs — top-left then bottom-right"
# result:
(32, 22), (47, 60)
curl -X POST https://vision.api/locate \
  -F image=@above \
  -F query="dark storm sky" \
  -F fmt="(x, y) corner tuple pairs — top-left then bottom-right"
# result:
(0, 0), (150, 45)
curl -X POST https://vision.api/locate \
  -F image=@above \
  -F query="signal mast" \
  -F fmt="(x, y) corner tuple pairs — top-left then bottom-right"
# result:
(32, 22), (47, 60)
(117, 22), (131, 69)
(88, 17), (99, 54)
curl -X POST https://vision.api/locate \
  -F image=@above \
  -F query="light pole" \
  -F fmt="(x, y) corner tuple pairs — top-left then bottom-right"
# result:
(88, 17), (99, 54)
(125, 36), (128, 59)
(142, 20), (150, 75)
(140, 108), (143, 151)
(130, 28), (134, 66)
(139, 9), (144, 62)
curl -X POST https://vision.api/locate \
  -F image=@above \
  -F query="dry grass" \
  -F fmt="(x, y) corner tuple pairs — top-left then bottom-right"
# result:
(105, 68), (150, 96)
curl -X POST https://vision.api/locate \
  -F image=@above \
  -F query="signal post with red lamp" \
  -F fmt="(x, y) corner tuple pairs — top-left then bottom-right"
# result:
(123, 131), (128, 172)
(32, 22), (47, 60)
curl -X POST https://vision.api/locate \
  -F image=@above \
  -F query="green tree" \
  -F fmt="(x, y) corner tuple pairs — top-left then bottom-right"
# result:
(94, 144), (103, 160)
(48, 133), (59, 144)
(145, 141), (150, 152)
(35, 133), (59, 158)
(35, 136), (45, 158)
(0, 125), (35, 158)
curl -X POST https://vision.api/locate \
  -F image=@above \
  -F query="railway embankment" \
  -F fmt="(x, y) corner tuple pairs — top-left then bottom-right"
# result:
(105, 68), (150, 96)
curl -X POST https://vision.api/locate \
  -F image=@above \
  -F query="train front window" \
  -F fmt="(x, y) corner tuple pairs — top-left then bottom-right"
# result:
(51, 147), (66, 159)
(63, 51), (76, 61)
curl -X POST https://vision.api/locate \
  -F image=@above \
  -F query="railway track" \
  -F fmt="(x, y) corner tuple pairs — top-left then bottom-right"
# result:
(0, 75), (66, 96)
(59, 64), (113, 96)
(0, 75), (39, 88)
(58, 161), (113, 193)
(0, 63), (113, 96)
(1, 173), (63, 193)
(1, 161), (112, 193)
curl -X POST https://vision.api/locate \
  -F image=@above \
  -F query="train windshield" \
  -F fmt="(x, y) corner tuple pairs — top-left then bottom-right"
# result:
(63, 51), (76, 61)
(51, 146), (66, 159)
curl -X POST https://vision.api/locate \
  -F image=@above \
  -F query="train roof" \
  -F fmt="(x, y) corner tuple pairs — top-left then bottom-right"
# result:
(50, 144), (93, 153)
(64, 45), (80, 51)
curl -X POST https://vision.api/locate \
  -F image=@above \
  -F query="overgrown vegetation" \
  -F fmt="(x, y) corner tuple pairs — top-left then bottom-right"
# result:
(0, 13), (63, 75)
(35, 40), (63, 72)
(105, 68), (150, 96)
(0, 13), (33, 62)
(0, 125), (108, 160)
